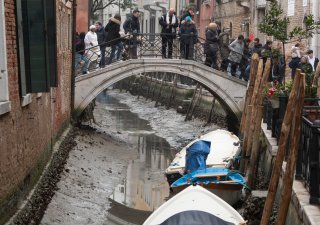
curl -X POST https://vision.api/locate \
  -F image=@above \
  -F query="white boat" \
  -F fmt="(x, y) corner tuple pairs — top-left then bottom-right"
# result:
(165, 129), (241, 186)
(143, 185), (246, 225)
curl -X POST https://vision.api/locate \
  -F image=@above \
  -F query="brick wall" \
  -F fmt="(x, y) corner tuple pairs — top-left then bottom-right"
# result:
(0, 1), (72, 223)
(214, 0), (250, 40)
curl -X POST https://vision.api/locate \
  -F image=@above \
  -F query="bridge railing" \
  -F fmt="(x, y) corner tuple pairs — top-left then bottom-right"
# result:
(75, 33), (217, 74)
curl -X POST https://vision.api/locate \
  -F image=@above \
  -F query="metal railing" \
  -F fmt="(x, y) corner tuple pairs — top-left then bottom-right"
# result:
(296, 102), (320, 204)
(263, 97), (320, 204)
(74, 33), (220, 74)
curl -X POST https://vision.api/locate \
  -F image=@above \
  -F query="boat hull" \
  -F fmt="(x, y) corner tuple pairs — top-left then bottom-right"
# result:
(143, 185), (245, 225)
(171, 183), (242, 205)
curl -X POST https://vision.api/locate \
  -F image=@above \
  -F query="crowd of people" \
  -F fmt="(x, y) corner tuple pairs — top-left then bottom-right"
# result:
(75, 6), (319, 85)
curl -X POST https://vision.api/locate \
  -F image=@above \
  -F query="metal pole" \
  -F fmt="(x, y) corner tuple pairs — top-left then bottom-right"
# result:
(119, 0), (120, 15)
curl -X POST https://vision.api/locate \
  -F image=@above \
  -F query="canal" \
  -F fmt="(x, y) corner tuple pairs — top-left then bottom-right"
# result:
(40, 88), (218, 225)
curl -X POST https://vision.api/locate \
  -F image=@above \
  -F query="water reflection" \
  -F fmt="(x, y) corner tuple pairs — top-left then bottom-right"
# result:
(96, 90), (174, 223)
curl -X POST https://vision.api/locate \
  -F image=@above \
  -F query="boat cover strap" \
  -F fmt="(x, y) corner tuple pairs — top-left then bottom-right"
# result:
(159, 210), (235, 225)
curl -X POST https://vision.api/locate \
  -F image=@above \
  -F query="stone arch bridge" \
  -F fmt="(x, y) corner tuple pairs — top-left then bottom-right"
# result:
(74, 59), (247, 120)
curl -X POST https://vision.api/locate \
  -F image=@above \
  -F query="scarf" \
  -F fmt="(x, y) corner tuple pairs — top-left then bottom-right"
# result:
(166, 13), (176, 25)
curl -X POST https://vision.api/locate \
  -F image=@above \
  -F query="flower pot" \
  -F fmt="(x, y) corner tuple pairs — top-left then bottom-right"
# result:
(270, 98), (280, 108)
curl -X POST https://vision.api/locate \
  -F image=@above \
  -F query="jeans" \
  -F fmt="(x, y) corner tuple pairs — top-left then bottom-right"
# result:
(75, 53), (89, 73)
(99, 46), (106, 68)
(230, 61), (238, 77)
(108, 42), (124, 65)
(220, 59), (229, 71)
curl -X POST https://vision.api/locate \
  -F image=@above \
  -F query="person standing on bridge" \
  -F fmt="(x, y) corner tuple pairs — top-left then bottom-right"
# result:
(123, 9), (140, 59)
(204, 23), (219, 69)
(84, 25), (101, 68)
(218, 28), (231, 72)
(179, 16), (197, 60)
(159, 8), (178, 59)
(95, 22), (107, 68)
(105, 14), (123, 65)
(228, 35), (244, 77)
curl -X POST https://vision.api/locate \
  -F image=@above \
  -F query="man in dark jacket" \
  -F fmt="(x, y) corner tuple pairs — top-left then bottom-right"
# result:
(95, 22), (107, 68)
(250, 38), (263, 57)
(204, 23), (219, 69)
(159, 8), (178, 58)
(105, 14), (123, 64)
(123, 9), (140, 59)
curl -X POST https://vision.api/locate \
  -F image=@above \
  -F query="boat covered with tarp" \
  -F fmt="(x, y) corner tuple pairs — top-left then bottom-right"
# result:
(143, 185), (246, 225)
(165, 129), (240, 186)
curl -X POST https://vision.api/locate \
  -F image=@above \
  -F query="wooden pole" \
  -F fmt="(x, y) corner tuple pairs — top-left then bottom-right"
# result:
(246, 59), (271, 161)
(206, 97), (216, 124)
(240, 59), (264, 172)
(260, 70), (302, 225)
(155, 73), (167, 107)
(151, 72), (158, 101)
(240, 53), (260, 134)
(189, 86), (202, 119)
(275, 73), (305, 225)
(246, 105), (263, 187)
(185, 84), (199, 121)
(167, 74), (178, 109)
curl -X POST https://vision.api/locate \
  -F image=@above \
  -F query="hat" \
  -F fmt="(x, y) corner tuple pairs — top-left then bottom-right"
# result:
(186, 16), (191, 22)
(133, 8), (140, 13)
(90, 25), (96, 30)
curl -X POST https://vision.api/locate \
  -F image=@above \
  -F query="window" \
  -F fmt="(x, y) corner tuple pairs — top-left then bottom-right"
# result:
(0, 0), (11, 114)
(16, 0), (57, 95)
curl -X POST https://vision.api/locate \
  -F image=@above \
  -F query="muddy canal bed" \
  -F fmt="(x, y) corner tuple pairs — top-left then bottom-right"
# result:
(39, 89), (219, 225)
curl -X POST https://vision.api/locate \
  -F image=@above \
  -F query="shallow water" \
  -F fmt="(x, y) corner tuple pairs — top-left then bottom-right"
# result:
(96, 92), (173, 224)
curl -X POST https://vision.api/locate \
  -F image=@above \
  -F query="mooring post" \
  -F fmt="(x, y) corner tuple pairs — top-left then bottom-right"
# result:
(260, 70), (303, 225)
(275, 73), (305, 225)
(155, 73), (167, 107)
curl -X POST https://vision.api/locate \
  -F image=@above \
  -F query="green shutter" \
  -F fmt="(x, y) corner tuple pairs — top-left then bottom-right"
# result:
(45, 0), (57, 87)
(24, 0), (49, 93)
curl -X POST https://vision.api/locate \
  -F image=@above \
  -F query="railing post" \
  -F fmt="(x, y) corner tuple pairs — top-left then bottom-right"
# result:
(309, 126), (320, 204)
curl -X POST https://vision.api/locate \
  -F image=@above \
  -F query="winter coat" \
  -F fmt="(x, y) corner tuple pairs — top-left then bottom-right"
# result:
(205, 29), (219, 56)
(218, 32), (230, 60)
(84, 31), (100, 61)
(159, 13), (178, 39)
(179, 20), (197, 44)
(250, 43), (263, 57)
(105, 17), (121, 46)
(228, 39), (244, 63)
(96, 27), (107, 46)
(123, 15), (140, 34)
(75, 39), (85, 55)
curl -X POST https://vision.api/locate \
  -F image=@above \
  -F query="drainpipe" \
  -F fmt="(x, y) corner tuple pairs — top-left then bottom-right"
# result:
(312, 0), (319, 55)
(71, 0), (77, 120)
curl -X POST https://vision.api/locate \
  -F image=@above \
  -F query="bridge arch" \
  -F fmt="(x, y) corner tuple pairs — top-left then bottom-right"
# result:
(74, 59), (247, 120)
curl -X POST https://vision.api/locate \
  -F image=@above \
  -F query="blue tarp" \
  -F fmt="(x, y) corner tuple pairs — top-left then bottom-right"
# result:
(185, 140), (211, 173)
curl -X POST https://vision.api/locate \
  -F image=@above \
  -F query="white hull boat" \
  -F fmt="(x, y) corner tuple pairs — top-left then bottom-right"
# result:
(143, 185), (246, 225)
(165, 129), (241, 186)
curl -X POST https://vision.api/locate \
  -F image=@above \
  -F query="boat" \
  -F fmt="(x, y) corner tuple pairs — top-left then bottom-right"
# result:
(143, 185), (246, 225)
(170, 167), (247, 205)
(165, 129), (241, 186)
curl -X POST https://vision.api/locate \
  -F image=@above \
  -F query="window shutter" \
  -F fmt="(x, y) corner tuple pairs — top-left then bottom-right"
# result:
(24, 0), (49, 93)
(45, 0), (57, 87)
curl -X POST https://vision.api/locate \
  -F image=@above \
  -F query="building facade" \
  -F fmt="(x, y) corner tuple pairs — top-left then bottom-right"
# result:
(0, 0), (73, 224)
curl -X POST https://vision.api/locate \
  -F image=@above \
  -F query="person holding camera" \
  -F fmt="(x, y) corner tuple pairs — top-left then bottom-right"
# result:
(159, 8), (178, 59)
(123, 9), (140, 59)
